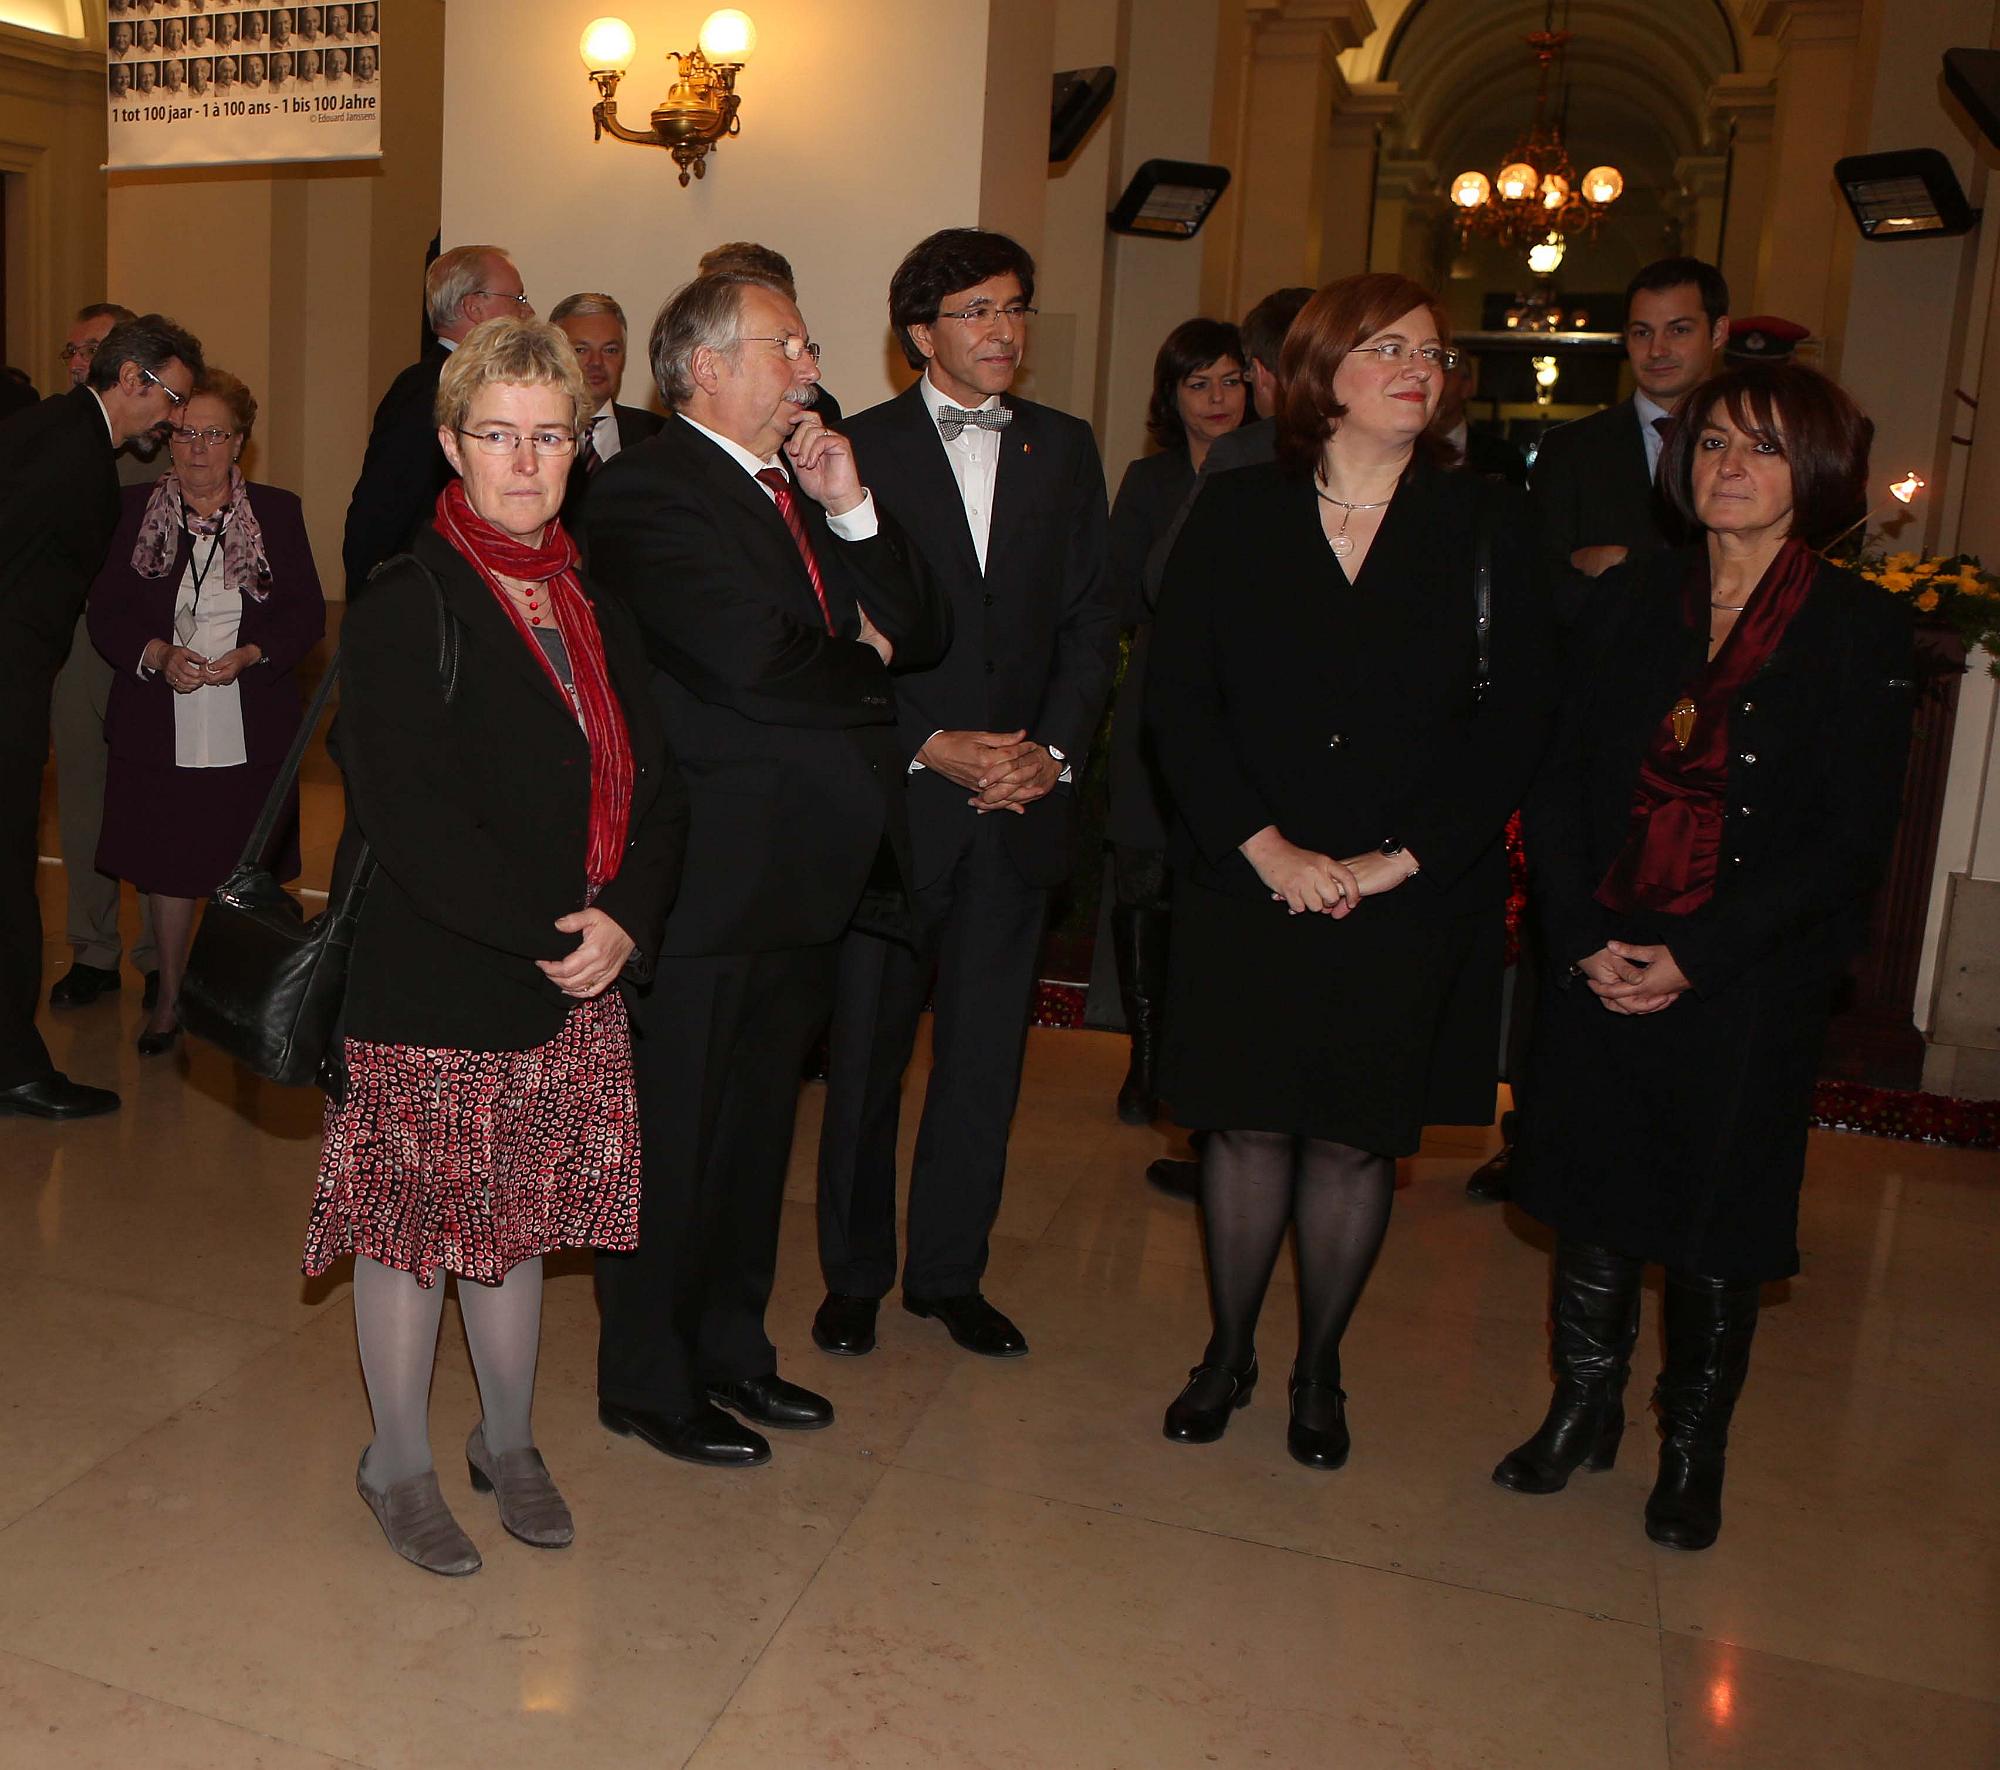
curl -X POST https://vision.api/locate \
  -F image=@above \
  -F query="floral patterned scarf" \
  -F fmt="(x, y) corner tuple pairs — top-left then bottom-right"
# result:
(130, 464), (274, 603)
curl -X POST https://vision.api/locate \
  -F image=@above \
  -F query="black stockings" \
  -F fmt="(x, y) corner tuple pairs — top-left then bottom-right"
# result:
(1198, 1128), (1395, 1384)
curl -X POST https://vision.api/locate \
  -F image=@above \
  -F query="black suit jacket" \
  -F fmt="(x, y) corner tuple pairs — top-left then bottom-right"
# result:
(1147, 456), (1556, 916)
(844, 383), (1116, 890)
(0, 386), (121, 676)
(340, 344), (450, 598)
(1106, 445), (1195, 850)
(1529, 398), (1682, 626)
(1526, 549), (1915, 998)
(335, 528), (689, 1051)
(561, 401), (666, 529)
(582, 413), (951, 957)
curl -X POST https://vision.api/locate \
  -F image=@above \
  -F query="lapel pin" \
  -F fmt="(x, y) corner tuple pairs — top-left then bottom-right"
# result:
(1022, 441), (1032, 454)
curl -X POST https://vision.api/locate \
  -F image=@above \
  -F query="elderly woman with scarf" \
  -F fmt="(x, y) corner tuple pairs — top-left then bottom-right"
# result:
(301, 317), (686, 1577)
(89, 368), (326, 1054)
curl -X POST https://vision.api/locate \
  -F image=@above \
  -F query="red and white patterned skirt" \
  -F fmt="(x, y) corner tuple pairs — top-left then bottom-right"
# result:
(301, 992), (642, 1289)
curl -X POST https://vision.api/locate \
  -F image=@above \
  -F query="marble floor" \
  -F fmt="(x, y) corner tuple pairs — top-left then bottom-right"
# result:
(3, 869), (1999, 1768)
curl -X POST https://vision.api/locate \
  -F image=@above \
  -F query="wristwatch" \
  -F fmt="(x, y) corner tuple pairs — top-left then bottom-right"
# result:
(1380, 837), (1419, 876)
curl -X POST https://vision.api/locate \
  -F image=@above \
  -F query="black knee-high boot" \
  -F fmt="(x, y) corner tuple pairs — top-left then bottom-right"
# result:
(1645, 1271), (1761, 1551)
(1493, 1238), (1644, 1494)
(1113, 905), (1171, 1125)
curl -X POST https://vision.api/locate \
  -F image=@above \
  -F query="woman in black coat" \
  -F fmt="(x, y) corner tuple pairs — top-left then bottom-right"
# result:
(1496, 363), (1914, 1551)
(1145, 274), (1555, 1468)
(301, 319), (688, 1577)
(89, 369), (326, 1053)
(1105, 318), (1246, 1126)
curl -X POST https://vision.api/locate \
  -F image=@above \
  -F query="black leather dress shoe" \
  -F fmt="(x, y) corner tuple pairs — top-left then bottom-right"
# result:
(49, 963), (120, 1009)
(1465, 1143), (1514, 1202)
(1287, 1376), (1351, 1471)
(1146, 1157), (1200, 1200)
(813, 1292), (880, 1356)
(598, 1399), (771, 1467)
(707, 1372), (834, 1430)
(1163, 1361), (1258, 1443)
(0, 1074), (121, 1120)
(902, 1291), (1028, 1357)
(142, 971), (161, 1012)
(136, 1019), (182, 1058)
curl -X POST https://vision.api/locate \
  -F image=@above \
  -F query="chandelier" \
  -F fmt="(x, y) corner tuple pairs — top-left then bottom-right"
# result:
(1448, 6), (1622, 274)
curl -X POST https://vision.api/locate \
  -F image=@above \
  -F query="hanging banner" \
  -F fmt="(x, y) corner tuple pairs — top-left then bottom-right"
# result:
(105, 4), (382, 172)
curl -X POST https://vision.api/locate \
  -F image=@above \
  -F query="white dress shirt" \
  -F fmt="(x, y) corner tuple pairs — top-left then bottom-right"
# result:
(918, 371), (1001, 572)
(1635, 388), (1673, 482)
(677, 413), (879, 540)
(585, 401), (622, 468)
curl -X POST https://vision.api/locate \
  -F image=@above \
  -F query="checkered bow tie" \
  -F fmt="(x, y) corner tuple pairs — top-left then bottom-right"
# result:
(936, 405), (1013, 443)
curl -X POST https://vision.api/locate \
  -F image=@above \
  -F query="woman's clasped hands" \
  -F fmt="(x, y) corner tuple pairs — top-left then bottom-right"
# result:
(1577, 941), (1692, 1015)
(1239, 826), (1422, 918)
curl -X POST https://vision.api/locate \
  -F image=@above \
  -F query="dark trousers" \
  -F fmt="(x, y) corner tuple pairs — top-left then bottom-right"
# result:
(595, 942), (839, 1415)
(817, 817), (1048, 1298)
(0, 672), (57, 1090)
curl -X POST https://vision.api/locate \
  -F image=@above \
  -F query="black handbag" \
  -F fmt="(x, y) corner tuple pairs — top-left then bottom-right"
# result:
(180, 562), (459, 1094)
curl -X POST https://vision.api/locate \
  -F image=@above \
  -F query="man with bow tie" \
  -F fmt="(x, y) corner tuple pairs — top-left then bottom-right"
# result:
(812, 227), (1116, 1361)
(551, 291), (663, 530)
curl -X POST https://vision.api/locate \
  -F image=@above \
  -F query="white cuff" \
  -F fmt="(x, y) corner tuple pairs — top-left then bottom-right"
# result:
(824, 489), (879, 542)
(908, 727), (944, 774)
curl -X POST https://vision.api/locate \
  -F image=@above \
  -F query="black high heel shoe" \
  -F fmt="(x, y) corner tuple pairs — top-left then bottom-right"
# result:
(1162, 1361), (1258, 1443)
(1287, 1374), (1350, 1470)
(136, 1018), (182, 1057)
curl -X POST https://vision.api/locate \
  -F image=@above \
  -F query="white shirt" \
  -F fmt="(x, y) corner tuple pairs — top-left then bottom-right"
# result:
(89, 389), (116, 447)
(918, 371), (1002, 572)
(677, 413), (880, 541)
(585, 401), (622, 468)
(169, 534), (248, 769)
(1635, 388), (1673, 481)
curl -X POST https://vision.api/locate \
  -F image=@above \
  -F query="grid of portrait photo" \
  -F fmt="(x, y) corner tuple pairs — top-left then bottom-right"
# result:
(107, 4), (381, 104)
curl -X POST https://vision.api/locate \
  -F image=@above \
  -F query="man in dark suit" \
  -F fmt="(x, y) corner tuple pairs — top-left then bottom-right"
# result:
(1530, 256), (1728, 626)
(1464, 256), (1729, 1204)
(0, 314), (202, 1119)
(812, 228), (1116, 1360)
(590, 271), (949, 1468)
(550, 291), (664, 530)
(339, 244), (531, 596)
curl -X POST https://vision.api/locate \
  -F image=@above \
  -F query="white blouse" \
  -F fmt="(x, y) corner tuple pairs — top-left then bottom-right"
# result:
(169, 532), (248, 769)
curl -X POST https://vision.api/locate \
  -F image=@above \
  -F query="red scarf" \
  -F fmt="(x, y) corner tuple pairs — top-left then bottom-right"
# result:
(433, 480), (634, 892)
(1595, 537), (1817, 916)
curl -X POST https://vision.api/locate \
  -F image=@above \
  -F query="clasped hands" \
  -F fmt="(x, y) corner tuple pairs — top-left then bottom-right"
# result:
(919, 729), (1061, 814)
(1575, 941), (1690, 1015)
(536, 908), (634, 1000)
(144, 638), (262, 692)
(1240, 826), (1416, 918)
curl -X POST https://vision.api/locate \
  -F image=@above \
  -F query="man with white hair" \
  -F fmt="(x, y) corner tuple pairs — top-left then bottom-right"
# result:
(549, 291), (662, 528)
(339, 244), (531, 595)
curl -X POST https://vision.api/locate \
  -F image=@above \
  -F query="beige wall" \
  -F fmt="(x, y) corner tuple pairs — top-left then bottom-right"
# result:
(441, 1), (992, 417)
(103, 0), (446, 596)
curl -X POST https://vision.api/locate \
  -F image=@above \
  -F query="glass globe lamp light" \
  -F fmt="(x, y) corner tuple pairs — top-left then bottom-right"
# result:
(1527, 232), (1566, 275)
(1582, 165), (1624, 206)
(697, 8), (757, 63)
(578, 15), (636, 73)
(1451, 170), (1491, 210)
(1498, 162), (1537, 202)
(1540, 173), (1569, 210)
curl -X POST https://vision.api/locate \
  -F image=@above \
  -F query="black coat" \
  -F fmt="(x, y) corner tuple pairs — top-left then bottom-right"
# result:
(1144, 456), (1556, 1150)
(1105, 445), (1195, 850)
(581, 412), (951, 957)
(1515, 548), (1917, 1280)
(340, 345), (449, 598)
(1529, 398), (1683, 625)
(844, 383), (1118, 890)
(0, 385), (121, 676)
(561, 401), (665, 530)
(335, 528), (688, 1052)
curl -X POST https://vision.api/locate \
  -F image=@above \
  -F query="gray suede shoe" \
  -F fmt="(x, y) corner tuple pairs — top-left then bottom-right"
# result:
(466, 1426), (574, 1548)
(356, 1456), (482, 1577)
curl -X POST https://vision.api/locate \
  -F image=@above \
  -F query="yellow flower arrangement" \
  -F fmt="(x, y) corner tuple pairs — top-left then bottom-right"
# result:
(1846, 545), (2000, 670)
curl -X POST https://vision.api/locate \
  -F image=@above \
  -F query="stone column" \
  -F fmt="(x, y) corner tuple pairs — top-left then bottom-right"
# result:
(1706, 73), (1777, 313)
(1321, 81), (1401, 280)
(1671, 155), (1730, 269)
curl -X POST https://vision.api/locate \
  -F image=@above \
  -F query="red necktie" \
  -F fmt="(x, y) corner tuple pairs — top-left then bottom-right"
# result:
(755, 467), (834, 633)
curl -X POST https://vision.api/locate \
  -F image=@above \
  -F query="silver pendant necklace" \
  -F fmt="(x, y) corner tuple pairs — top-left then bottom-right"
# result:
(1315, 487), (1392, 558)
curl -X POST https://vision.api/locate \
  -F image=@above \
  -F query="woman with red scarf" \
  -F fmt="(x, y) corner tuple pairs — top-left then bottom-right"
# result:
(1497, 363), (1914, 1551)
(302, 318), (687, 1576)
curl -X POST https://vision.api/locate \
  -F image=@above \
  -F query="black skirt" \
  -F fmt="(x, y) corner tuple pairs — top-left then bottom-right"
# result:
(1160, 878), (1502, 1156)
(1513, 930), (1836, 1282)
(98, 756), (297, 898)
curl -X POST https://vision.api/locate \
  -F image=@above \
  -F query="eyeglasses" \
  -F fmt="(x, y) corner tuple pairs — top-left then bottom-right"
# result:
(456, 427), (577, 457)
(473, 290), (533, 311)
(934, 303), (1038, 327)
(739, 334), (821, 363)
(1351, 341), (1459, 370)
(170, 425), (237, 447)
(141, 367), (188, 407)
(59, 341), (100, 363)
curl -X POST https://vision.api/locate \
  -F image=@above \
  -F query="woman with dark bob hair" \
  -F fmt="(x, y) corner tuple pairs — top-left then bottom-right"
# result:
(1495, 361), (1914, 1551)
(1105, 318), (1246, 1126)
(1145, 274), (1554, 1466)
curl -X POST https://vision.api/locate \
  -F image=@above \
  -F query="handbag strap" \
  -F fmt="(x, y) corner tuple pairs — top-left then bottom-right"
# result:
(229, 555), (461, 874)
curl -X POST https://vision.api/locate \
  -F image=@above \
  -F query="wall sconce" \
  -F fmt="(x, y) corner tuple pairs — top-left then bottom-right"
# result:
(579, 11), (757, 187)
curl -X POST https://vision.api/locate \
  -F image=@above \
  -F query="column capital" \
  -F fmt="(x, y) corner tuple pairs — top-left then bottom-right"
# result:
(1374, 152), (1438, 206)
(1330, 78), (1401, 144)
(1707, 72), (1777, 146)
(1248, 0), (1377, 60)
(1675, 154), (1731, 202)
